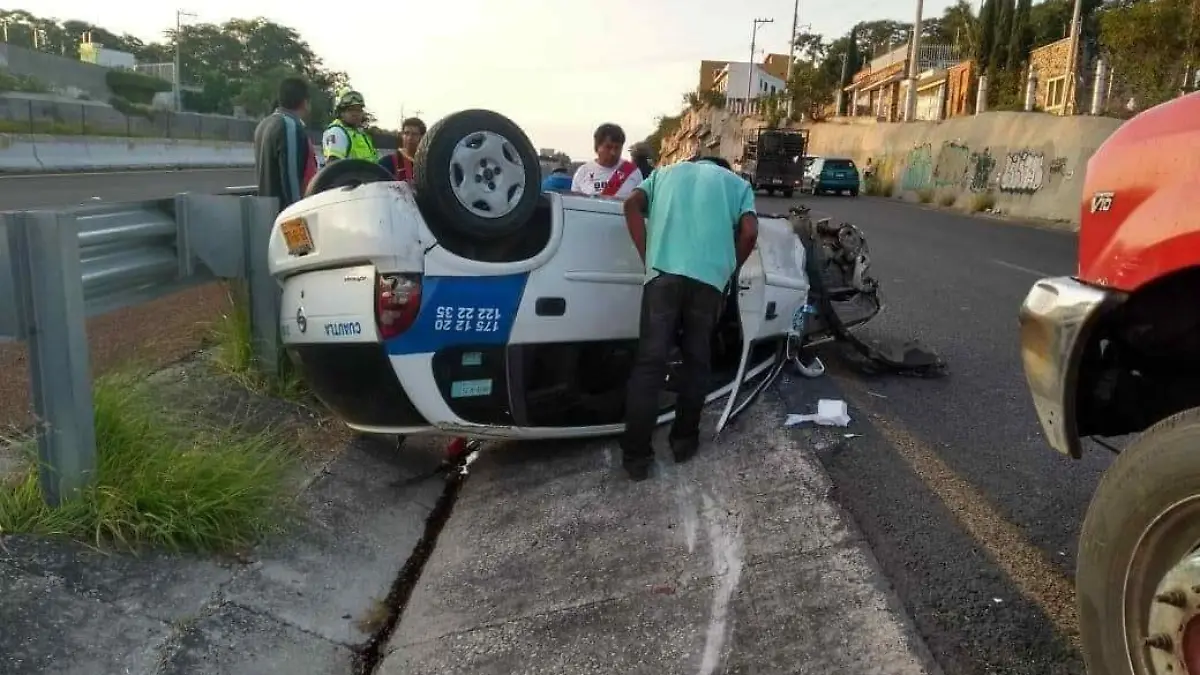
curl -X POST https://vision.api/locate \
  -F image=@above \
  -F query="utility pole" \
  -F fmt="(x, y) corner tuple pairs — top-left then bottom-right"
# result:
(174, 10), (197, 113)
(903, 0), (925, 121)
(785, 0), (800, 85)
(785, 0), (799, 119)
(1064, 0), (1083, 114)
(748, 17), (775, 109)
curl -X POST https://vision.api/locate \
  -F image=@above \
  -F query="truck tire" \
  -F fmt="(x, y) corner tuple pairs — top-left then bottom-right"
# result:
(304, 158), (393, 198)
(1076, 406), (1200, 675)
(414, 109), (541, 242)
(783, 189), (795, 198)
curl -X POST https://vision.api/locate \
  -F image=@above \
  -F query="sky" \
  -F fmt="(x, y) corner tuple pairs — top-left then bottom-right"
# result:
(30, 0), (964, 159)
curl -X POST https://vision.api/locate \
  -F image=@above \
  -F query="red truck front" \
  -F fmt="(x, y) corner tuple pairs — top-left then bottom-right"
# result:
(1018, 91), (1200, 675)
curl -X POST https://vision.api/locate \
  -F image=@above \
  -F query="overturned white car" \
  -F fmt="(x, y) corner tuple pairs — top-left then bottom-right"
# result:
(266, 109), (882, 440)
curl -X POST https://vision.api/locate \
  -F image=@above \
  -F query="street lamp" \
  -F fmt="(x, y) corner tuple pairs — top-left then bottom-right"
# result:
(174, 10), (198, 113)
(748, 17), (775, 107)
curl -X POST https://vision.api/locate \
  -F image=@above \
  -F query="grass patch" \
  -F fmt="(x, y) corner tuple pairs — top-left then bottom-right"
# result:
(969, 191), (997, 213)
(863, 176), (895, 197)
(0, 372), (296, 552)
(916, 188), (934, 204)
(211, 282), (309, 402)
(938, 192), (957, 207)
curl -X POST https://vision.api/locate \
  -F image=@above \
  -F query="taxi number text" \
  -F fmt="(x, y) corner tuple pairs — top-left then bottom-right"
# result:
(433, 306), (503, 333)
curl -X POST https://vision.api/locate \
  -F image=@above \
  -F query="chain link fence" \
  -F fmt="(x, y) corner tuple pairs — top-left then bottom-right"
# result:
(0, 95), (259, 142)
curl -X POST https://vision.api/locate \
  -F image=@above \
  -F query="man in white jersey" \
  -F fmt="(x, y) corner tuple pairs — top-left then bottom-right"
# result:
(571, 123), (643, 198)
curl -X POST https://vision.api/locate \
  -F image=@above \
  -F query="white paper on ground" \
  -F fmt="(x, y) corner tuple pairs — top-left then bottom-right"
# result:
(785, 398), (852, 428)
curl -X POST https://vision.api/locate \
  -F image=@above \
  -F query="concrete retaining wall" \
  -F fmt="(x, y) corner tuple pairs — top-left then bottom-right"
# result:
(0, 134), (254, 173)
(804, 111), (1125, 225)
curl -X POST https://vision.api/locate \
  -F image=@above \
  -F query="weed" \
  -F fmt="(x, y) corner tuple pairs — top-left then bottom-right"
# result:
(969, 191), (997, 213)
(917, 188), (934, 204)
(211, 282), (308, 402)
(938, 192), (957, 207)
(864, 176), (894, 197)
(0, 372), (296, 552)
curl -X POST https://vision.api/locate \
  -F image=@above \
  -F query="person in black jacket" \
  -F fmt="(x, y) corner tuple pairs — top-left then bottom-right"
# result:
(629, 142), (655, 179)
(253, 77), (318, 211)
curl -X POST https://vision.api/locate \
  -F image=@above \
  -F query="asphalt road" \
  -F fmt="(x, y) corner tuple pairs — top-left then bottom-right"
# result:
(5, 170), (1101, 672)
(0, 168), (255, 209)
(757, 193), (1105, 675)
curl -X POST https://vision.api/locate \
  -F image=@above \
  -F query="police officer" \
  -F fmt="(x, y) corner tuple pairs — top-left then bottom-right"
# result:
(322, 89), (377, 163)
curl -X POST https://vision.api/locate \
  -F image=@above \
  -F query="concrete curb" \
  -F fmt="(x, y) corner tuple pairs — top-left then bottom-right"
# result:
(0, 133), (255, 174)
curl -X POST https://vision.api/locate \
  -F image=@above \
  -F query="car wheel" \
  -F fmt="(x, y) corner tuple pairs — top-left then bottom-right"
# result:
(304, 158), (393, 198)
(414, 109), (540, 242)
(1076, 406), (1200, 675)
(766, 188), (775, 196)
(850, 188), (860, 197)
(782, 189), (795, 198)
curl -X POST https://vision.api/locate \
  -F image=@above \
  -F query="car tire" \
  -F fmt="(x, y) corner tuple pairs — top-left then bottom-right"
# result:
(782, 189), (795, 198)
(304, 158), (393, 198)
(850, 188), (859, 197)
(413, 109), (541, 242)
(1076, 406), (1200, 675)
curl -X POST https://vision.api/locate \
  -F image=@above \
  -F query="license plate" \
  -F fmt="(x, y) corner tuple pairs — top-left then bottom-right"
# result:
(281, 218), (313, 256)
(772, 178), (783, 184)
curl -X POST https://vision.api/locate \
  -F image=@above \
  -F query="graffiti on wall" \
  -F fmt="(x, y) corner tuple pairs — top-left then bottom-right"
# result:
(901, 144), (933, 191)
(968, 149), (995, 192)
(933, 141), (970, 188)
(998, 150), (1045, 193)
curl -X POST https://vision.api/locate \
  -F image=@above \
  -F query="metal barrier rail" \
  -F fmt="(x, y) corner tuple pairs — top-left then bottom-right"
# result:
(0, 192), (279, 506)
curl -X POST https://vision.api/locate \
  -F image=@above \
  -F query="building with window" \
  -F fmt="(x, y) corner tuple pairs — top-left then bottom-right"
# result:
(843, 43), (961, 121)
(712, 63), (786, 115)
(1029, 37), (1073, 114)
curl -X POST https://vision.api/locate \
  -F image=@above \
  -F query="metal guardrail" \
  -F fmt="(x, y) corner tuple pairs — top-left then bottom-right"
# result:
(0, 191), (279, 506)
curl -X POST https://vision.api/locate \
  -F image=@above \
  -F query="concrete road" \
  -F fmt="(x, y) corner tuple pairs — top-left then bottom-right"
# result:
(0, 168), (254, 209)
(760, 193), (1098, 675)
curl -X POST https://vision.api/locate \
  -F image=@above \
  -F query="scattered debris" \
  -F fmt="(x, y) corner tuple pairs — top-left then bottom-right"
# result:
(867, 391), (888, 399)
(649, 584), (677, 595)
(843, 433), (861, 439)
(785, 399), (852, 428)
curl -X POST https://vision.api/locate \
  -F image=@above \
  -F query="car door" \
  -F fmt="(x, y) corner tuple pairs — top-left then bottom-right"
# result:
(715, 215), (810, 433)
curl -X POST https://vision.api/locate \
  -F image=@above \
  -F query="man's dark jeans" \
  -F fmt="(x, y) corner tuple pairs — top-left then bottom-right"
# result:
(621, 272), (724, 470)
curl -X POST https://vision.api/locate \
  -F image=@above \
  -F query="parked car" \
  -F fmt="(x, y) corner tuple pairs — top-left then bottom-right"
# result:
(267, 109), (883, 442)
(1017, 91), (1200, 675)
(803, 157), (861, 196)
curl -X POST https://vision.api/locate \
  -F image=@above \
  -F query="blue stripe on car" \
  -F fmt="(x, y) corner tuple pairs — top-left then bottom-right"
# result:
(384, 273), (529, 356)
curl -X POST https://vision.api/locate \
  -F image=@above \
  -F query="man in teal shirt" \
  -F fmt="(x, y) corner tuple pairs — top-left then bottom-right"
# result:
(620, 156), (759, 480)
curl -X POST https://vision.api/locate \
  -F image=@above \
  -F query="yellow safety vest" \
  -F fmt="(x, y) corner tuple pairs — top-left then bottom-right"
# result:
(324, 119), (377, 161)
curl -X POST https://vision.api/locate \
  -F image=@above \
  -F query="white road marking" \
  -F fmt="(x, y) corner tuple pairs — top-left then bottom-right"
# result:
(697, 491), (743, 675)
(991, 259), (1055, 278)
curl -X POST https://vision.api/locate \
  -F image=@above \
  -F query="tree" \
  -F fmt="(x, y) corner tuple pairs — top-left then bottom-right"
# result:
(979, 0), (998, 69)
(2, 9), (350, 121)
(938, 0), (982, 59)
(1100, 0), (1197, 108)
(991, 0), (1016, 71)
(1007, 0), (1033, 70)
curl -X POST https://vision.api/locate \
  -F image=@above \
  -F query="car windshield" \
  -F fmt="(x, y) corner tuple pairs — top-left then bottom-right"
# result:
(824, 160), (856, 172)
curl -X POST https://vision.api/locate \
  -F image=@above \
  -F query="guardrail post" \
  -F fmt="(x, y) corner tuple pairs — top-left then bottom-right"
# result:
(241, 197), (282, 377)
(9, 211), (97, 507)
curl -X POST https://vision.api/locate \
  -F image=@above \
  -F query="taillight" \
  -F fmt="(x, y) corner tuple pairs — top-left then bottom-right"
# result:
(376, 273), (422, 340)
